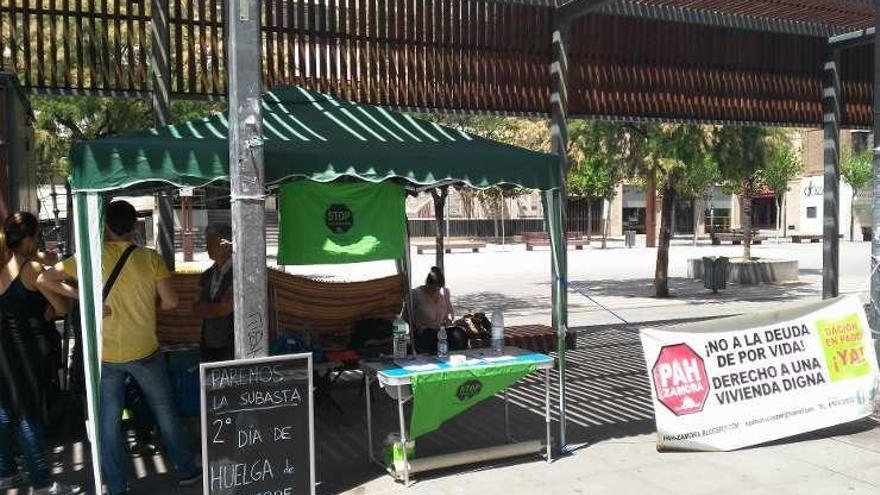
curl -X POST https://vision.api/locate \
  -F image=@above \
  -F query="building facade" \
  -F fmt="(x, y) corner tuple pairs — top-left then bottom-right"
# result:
(405, 129), (872, 241)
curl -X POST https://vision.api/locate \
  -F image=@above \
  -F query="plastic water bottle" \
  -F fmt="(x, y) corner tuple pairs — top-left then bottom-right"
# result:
(392, 316), (409, 360)
(437, 327), (448, 358)
(491, 309), (505, 355)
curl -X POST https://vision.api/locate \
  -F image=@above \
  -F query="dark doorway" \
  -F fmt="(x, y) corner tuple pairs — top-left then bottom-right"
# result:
(674, 199), (694, 235)
(751, 197), (778, 229)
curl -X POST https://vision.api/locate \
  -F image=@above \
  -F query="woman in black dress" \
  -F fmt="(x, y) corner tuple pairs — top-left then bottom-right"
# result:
(0, 212), (76, 494)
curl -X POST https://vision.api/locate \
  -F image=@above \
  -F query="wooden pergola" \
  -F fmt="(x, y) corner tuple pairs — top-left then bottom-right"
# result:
(0, 1), (874, 125)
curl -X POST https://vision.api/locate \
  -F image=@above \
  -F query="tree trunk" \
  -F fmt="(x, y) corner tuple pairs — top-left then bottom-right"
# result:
(492, 200), (499, 241)
(775, 196), (782, 244)
(850, 192), (857, 241)
(646, 171), (657, 247)
(601, 198), (609, 249)
(782, 193), (788, 238)
(587, 200), (593, 241)
(741, 187), (753, 260)
(654, 183), (676, 298)
(693, 199), (699, 247)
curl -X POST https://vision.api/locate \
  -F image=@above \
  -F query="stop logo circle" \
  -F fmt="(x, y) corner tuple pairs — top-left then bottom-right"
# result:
(651, 343), (710, 416)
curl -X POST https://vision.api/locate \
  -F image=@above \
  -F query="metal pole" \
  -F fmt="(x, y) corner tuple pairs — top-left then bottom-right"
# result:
(823, 42), (841, 299)
(869, 1), (880, 329)
(446, 189), (451, 242)
(646, 171), (657, 248)
(64, 180), (74, 255)
(50, 180), (60, 228)
(151, 0), (175, 270)
(182, 194), (194, 262)
(550, 12), (570, 453)
(432, 187), (447, 272)
(156, 193), (175, 268)
(229, 0), (268, 359)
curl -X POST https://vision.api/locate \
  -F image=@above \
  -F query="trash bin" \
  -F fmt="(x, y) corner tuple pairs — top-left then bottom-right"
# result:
(624, 230), (636, 248)
(702, 256), (728, 293)
(863, 227), (872, 242)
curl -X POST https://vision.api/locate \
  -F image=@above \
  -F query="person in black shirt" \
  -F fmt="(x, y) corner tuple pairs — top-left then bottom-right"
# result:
(194, 223), (234, 362)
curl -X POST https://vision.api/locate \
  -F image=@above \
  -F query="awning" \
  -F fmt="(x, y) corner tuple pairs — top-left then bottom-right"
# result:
(68, 86), (560, 193)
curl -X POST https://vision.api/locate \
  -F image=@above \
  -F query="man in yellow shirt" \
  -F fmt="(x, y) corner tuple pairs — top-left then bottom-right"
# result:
(40, 201), (200, 495)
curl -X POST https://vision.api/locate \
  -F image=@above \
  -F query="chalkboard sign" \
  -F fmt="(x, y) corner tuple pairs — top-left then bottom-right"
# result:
(200, 353), (315, 495)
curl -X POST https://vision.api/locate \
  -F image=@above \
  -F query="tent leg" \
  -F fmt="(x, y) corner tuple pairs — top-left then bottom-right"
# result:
(400, 219), (416, 353)
(550, 9), (570, 453)
(73, 192), (104, 495)
(543, 190), (568, 453)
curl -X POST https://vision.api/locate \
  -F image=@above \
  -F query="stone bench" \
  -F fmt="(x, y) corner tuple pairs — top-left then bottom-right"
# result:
(711, 233), (767, 245)
(415, 240), (486, 254)
(791, 234), (822, 243)
(523, 232), (589, 251)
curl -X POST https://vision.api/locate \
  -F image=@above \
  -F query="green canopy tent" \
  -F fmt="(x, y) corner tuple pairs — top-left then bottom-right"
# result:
(67, 86), (569, 492)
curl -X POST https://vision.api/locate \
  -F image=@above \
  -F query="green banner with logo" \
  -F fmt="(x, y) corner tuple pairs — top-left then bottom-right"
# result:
(278, 181), (406, 265)
(409, 363), (536, 439)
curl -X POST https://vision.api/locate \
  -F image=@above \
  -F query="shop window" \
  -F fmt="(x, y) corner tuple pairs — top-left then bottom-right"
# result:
(806, 207), (817, 219)
(705, 208), (731, 233)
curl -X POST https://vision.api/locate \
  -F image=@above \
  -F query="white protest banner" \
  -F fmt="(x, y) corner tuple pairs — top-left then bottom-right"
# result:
(640, 296), (879, 451)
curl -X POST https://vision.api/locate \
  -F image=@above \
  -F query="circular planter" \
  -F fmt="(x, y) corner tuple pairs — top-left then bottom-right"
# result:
(687, 257), (799, 285)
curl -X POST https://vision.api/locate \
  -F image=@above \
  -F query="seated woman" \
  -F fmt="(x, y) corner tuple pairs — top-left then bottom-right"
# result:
(409, 267), (468, 353)
(193, 224), (234, 362)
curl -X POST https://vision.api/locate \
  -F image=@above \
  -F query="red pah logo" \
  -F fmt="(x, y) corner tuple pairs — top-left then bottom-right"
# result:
(652, 344), (710, 416)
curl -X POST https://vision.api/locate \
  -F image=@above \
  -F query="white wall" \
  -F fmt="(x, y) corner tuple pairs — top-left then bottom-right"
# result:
(794, 176), (852, 236)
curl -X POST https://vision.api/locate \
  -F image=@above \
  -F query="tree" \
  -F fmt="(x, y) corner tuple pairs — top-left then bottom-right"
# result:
(713, 126), (773, 260)
(32, 96), (225, 186)
(841, 150), (873, 241)
(763, 136), (804, 242)
(567, 120), (629, 247)
(648, 125), (713, 297)
(676, 142), (721, 247)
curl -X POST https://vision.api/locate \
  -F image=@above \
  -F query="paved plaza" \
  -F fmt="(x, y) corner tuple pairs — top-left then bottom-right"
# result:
(284, 235), (876, 328)
(20, 237), (880, 495)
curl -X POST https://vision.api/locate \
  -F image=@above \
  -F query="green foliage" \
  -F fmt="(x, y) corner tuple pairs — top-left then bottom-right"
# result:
(566, 120), (629, 200)
(417, 114), (549, 153)
(713, 126), (773, 195)
(31, 96), (225, 183)
(841, 149), (873, 194)
(763, 136), (804, 198)
(647, 125), (716, 198)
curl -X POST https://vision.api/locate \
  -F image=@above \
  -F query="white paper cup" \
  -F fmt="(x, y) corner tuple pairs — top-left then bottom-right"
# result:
(449, 354), (467, 366)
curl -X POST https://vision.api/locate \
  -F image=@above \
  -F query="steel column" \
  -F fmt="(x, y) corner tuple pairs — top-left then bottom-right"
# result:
(432, 186), (449, 272)
(229, 0), (269, 359)
(871, 0), (880, 327)
(550, 11), (570, 452)
(823, 43), (841, 299)
(151, 0), (175, 270)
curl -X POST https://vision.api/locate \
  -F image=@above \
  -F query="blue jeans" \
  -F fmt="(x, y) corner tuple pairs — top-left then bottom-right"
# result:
(100, 352), (197, 495)
(0, 404), (52, 489)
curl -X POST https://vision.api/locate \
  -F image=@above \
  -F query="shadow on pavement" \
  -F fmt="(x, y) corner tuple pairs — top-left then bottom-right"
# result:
(20, 323), (876, 494)
(568, 277), (819, 304)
